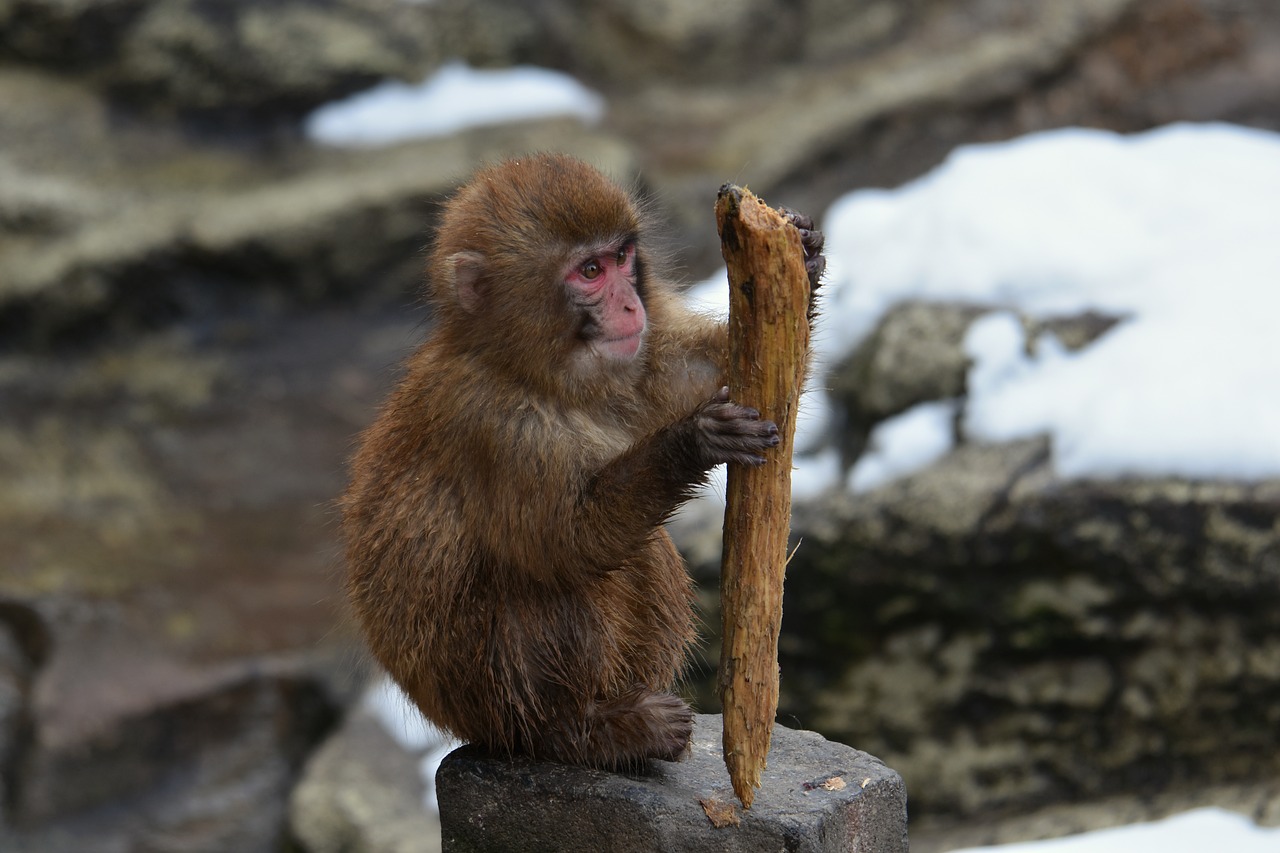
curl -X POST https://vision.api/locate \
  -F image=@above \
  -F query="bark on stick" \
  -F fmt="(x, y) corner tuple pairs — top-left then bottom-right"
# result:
(714, 184), (812, 809)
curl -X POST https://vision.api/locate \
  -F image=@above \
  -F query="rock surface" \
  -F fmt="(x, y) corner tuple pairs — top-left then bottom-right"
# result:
(3, 670), (334, 853)
(0, 601), (44, 822)
(827, 301), (1124, 464)
(290, 706), (443, 853)
(828, 302), (990, 464)
(0, 0), (436, 117)
(0, 308), (391, 850)
(0, 63), (635, 345)
(6, 0), (1280, 323)
(688, 287), (1280, 837)
(438, 714), (907, 853)
(771, 407), (1280, 824)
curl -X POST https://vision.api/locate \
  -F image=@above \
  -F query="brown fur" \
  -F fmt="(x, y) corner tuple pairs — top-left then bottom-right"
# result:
(341, 154), (802, 768)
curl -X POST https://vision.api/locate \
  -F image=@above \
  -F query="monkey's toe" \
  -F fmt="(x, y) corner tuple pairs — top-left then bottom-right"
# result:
(646, 697), (694, 762)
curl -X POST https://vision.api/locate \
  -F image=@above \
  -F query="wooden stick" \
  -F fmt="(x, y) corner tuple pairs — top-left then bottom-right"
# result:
(715, 184), (812, 809)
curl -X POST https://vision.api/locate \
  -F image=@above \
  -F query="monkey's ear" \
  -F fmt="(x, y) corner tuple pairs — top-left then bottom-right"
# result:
(448, 251), (486, 313)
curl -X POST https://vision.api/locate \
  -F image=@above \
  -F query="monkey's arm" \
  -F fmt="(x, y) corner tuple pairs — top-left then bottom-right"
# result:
(474, 388), (775, 579)
(570, 389), (777, 570)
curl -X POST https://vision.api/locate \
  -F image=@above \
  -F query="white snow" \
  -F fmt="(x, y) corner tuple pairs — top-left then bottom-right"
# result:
(363, 675), (459, 811)
(848, 399), (958, 492)
(761, 122), (1280, 487)
(687, 122), (1280, 491)
(304, 61), (605, 147)
(944, 807), (1280, 853)
(363, 673), (439, 750)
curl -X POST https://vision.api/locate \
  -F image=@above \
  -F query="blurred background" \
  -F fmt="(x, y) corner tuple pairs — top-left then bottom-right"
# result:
(1, 1), (1278, 851)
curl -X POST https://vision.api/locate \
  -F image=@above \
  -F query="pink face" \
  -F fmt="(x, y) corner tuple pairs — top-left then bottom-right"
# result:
(564, 241), (647, 361)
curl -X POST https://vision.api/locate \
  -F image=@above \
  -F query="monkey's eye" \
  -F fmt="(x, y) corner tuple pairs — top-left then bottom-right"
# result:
(579, 259), (603, 280)
(616, 243), (636, 268)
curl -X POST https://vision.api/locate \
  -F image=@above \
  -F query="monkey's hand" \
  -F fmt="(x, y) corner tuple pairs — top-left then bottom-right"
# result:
(687, 387), (780, 469)
(780, 207), (826, 310)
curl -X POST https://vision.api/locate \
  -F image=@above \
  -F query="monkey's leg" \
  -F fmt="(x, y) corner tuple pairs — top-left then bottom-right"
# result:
(536, 687), (694, 769)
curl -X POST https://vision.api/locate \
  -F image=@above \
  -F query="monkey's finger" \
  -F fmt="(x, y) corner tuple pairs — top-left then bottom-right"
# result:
(704, 402), (763, 423)
(725, 452), (768, 467)
(722, 419), (779, 442)
(704, 427), (780, 455)
(807, 254), (827, 285)
(703, 414), (779, 446)
(779, 207), (814, 232)
(801, 228), (825, 257)
(699, 426), (777, 466)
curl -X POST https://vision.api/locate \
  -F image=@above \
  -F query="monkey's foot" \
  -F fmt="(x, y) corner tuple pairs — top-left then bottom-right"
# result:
(569, 688), (694, 768)
(626, 690), (695, 763)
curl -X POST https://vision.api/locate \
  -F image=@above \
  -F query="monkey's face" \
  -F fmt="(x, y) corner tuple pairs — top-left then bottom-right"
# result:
(565, 239), (647, 363)
(427, 153), (656, 398)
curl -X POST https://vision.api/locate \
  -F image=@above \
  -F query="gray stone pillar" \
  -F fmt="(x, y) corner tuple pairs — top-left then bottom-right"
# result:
(438, 713), (907, 852)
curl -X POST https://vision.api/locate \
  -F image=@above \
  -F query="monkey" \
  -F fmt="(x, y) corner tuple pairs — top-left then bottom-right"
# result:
(341, 153), (825, 770)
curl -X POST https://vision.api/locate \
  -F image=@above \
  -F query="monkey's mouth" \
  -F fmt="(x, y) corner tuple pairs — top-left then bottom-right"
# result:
(595, 330), (645, 361)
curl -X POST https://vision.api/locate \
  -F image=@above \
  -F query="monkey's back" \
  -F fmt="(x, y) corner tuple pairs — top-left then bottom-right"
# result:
(341, 342), (696, 757)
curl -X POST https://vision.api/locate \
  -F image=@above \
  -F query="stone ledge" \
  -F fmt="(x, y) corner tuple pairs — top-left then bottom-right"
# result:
(438, 713), (907, 853)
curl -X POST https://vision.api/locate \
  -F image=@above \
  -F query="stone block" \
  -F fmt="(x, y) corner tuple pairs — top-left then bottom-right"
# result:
(438, 713), (906, 852)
